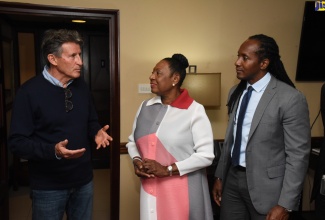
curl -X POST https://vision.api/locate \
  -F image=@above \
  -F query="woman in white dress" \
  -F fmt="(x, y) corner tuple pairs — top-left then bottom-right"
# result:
(127, 53), (215, 220)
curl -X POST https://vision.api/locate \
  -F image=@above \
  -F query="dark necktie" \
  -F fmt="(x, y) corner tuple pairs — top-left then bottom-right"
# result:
(232, 86), (253, 166)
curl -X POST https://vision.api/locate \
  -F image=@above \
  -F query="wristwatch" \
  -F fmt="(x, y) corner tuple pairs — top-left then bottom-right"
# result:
(167, 165), (173, 176)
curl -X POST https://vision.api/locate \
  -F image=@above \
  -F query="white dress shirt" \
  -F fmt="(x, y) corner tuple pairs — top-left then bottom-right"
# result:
(232, 73), (271, 167)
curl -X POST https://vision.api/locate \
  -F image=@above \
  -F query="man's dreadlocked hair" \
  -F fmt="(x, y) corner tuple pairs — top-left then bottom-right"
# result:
(227, 34), (295, 114)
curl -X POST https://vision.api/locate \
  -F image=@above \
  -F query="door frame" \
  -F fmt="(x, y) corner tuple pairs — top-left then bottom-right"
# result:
(0, 2), (120, 219)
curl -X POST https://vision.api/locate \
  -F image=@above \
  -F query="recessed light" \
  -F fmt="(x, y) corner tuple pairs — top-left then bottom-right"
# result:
(72, 19), (86, 23)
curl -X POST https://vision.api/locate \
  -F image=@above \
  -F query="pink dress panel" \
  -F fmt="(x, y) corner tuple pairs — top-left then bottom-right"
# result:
(137, 134), (189, 220)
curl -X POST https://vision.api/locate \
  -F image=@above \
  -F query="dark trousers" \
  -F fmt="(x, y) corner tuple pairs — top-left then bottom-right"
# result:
(220, 166), (265, 220)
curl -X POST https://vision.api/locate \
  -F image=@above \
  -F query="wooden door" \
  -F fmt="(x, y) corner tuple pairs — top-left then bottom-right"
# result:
(0, 18), (14, 220)
(88, 34), (111, 168)
(0, 82), (9, 220)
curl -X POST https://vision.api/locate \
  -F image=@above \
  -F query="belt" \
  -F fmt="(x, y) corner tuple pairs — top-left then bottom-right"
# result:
(234, 165), (246, 172)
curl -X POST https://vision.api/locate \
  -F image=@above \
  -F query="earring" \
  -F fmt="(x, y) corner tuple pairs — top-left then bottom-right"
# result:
(172, 83), (175, 86)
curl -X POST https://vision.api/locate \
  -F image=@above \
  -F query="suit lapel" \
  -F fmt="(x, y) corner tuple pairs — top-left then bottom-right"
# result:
(248, 76), (277, 143)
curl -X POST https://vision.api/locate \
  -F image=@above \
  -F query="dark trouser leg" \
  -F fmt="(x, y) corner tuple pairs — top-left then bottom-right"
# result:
(220, 166), (266, 220)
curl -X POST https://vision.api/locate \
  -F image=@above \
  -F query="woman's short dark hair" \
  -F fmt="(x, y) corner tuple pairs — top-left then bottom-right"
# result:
(163, 53), (189, 87)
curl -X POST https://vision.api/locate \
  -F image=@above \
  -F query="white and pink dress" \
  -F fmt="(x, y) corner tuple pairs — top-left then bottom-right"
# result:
(127, 89), (215, 220)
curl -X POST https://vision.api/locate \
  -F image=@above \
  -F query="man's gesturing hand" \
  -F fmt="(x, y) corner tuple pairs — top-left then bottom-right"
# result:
(55, 139), (86, 159)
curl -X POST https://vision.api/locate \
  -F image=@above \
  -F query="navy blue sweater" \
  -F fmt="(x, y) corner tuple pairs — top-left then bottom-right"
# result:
(9, 74), (101, 190)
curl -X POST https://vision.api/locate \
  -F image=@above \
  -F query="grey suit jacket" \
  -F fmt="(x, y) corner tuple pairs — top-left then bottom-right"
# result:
(215, 76), (311, 214)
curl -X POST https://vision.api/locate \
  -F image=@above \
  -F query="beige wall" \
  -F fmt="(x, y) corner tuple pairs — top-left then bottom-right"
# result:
(5, 0), (323, 219)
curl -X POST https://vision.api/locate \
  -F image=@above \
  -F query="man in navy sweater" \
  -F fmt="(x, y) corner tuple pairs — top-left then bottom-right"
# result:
(9, 29), (113, 220)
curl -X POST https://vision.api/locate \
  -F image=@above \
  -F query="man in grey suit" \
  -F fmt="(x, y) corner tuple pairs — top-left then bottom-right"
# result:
(212, 34), (310, 220)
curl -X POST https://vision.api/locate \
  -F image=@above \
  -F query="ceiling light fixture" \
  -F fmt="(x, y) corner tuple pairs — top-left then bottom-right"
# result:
(72, 19), (86, 23)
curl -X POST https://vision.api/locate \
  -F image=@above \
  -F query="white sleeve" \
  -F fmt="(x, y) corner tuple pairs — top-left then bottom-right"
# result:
(175, 104), (215, 175)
